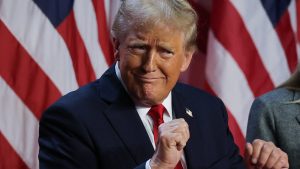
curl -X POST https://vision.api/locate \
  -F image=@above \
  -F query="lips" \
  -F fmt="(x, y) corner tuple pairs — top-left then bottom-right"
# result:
(134, 74), (163, 83)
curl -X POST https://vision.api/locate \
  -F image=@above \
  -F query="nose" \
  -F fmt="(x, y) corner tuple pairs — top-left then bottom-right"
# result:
(142, 50), (157, 73)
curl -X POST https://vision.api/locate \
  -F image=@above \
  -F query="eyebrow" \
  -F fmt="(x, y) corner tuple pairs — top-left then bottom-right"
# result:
(127, 33), (177, 50)
(157, 43), (174, 51)
(127, 40), (148, 46)
(127, 35), (147, 44)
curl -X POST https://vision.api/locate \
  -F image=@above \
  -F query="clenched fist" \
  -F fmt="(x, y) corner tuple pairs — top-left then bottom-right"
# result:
(150, 118), (189, 169)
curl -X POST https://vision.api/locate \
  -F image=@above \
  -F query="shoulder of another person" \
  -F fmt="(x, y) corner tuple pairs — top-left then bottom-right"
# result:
(255, 88), (294, 105)
(250, 88), (298, 121)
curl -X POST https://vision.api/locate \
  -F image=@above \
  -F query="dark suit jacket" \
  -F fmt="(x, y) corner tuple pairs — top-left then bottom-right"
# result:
(39, 66), (245, 169)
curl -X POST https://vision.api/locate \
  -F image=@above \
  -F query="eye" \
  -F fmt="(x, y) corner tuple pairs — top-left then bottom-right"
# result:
(128, 44), (147, 54)
(162, 49), (173, 54)
(159, 48), (174, 58)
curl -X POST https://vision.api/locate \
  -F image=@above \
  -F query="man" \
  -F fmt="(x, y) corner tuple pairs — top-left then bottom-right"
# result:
(39, 0), (288, 168)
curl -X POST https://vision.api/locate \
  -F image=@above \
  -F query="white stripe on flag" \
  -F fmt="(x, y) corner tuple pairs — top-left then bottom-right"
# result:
(206, 31), (254, 135)
(289, 0), (297, 34)
(107, 1), (121, 32)
(0, 0), (78, 94)
(104, 0), (110, 26)
(296, 44), (300, 62)
(288, 0), (300, 61)
(230, 0), (291, 86)
(0, 77), (39, 169)
(73, 0), (109, 78)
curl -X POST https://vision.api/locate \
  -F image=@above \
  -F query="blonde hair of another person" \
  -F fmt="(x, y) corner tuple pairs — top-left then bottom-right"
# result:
(280, 63), (300, 103)
(111, 0), (198, 51)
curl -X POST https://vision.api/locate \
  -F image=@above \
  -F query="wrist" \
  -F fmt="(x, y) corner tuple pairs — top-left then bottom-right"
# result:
(149, 157), (174, 169)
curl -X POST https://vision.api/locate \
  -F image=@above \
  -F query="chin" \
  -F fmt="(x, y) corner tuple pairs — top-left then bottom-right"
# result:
(130, 85), (165, 106)
(139, 100), (160, 107)
(134, 94), (162, 107)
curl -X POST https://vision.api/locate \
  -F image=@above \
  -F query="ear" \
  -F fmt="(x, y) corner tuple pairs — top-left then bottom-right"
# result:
(180, 49), (195, 72)
(113, 38), (120, 60)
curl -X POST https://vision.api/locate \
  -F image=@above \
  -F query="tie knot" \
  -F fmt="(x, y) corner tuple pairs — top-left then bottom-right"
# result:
(148, 104), (165, 126)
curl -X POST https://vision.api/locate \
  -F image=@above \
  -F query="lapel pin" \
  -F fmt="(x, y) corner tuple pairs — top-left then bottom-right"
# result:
(185, 108), (193, 117)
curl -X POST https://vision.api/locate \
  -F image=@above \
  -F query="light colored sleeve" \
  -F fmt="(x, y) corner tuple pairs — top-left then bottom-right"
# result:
(246, 97), (277, 144)
(145, 159), (152, 169)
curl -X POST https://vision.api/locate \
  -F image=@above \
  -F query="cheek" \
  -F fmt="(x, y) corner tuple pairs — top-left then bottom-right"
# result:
(161, 60), (183, 79)
(120, 54), (143, 70)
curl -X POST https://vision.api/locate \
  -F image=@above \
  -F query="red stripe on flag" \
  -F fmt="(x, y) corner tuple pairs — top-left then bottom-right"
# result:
(204, 82), (245, 156)
(0, 19), (61, 119)
(227, 111), (245, 156)
(211, 0), (274, 96)
(276, 11), (298, 72)
(0, 133), (28, 169)
(297, 0), (300, 42)
(92, 0), (114, 66)
(57, 11), (96, 86)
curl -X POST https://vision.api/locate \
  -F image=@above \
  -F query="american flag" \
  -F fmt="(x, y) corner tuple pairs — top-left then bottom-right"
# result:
(0, 0), (298, 168)
(206, 0), (299, 155)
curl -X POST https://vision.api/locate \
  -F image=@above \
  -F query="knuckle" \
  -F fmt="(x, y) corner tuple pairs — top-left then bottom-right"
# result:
(183, 123), (189, 128)
(271, 148), (280, 157)
(179, 128), (186, 134)
(252, 139), (261, 143)
(179, 118), (185, 123)
(280, 157), (288, 165)
(262, 144), (273, 152)
(253, 139), (263, 146)
(274, 160), (285, 169)
(267, 141), (274, 145)
(177, 133), (183, 140)
(273, 158), (288, 169)
(160, 133), (169, 141)
(283, 152), (288, 159)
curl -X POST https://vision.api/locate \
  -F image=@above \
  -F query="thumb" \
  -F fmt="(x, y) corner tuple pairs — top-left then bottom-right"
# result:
(245, 142), (253, 157)
(245, 142), (254, 168)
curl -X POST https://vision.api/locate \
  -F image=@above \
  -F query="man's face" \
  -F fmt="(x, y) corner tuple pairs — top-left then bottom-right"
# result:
(116, 23), (193, 106)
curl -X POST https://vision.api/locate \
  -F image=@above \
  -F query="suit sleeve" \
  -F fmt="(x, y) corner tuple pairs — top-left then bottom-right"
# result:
(217, 98), (246, 168)
(39, 105), (99, 169)
(246, 98), (277, 144)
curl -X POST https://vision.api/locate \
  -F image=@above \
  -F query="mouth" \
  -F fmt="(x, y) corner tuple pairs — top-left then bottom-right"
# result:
(134, 74), (163, 83)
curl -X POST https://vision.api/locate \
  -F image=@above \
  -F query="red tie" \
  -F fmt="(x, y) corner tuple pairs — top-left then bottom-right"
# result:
(148, 104), (183, 169)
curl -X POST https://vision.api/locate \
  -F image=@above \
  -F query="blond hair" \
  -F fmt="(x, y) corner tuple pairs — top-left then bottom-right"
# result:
(111, 0), (198, 51)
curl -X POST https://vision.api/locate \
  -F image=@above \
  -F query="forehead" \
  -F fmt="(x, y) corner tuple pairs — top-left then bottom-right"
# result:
(125, 22), (185, 44)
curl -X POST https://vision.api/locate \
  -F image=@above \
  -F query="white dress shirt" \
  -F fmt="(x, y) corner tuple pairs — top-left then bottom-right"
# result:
(115, 63), (187, 169)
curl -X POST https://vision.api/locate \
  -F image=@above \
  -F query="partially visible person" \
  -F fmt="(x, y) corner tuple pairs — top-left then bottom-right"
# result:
(247, 64), (300, 168)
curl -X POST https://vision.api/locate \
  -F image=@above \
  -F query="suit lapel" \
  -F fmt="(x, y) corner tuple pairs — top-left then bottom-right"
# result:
(172, 91), (203, 169)
(292, 90), (300, 125)
(104, 100), (154, 164)
(98, 65), (154, 164)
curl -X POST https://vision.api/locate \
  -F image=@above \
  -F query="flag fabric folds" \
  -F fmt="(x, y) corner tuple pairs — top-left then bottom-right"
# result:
(206, 0), (299, 154)
(0, 0), (116, 168)
(0, 0), (299, 168)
